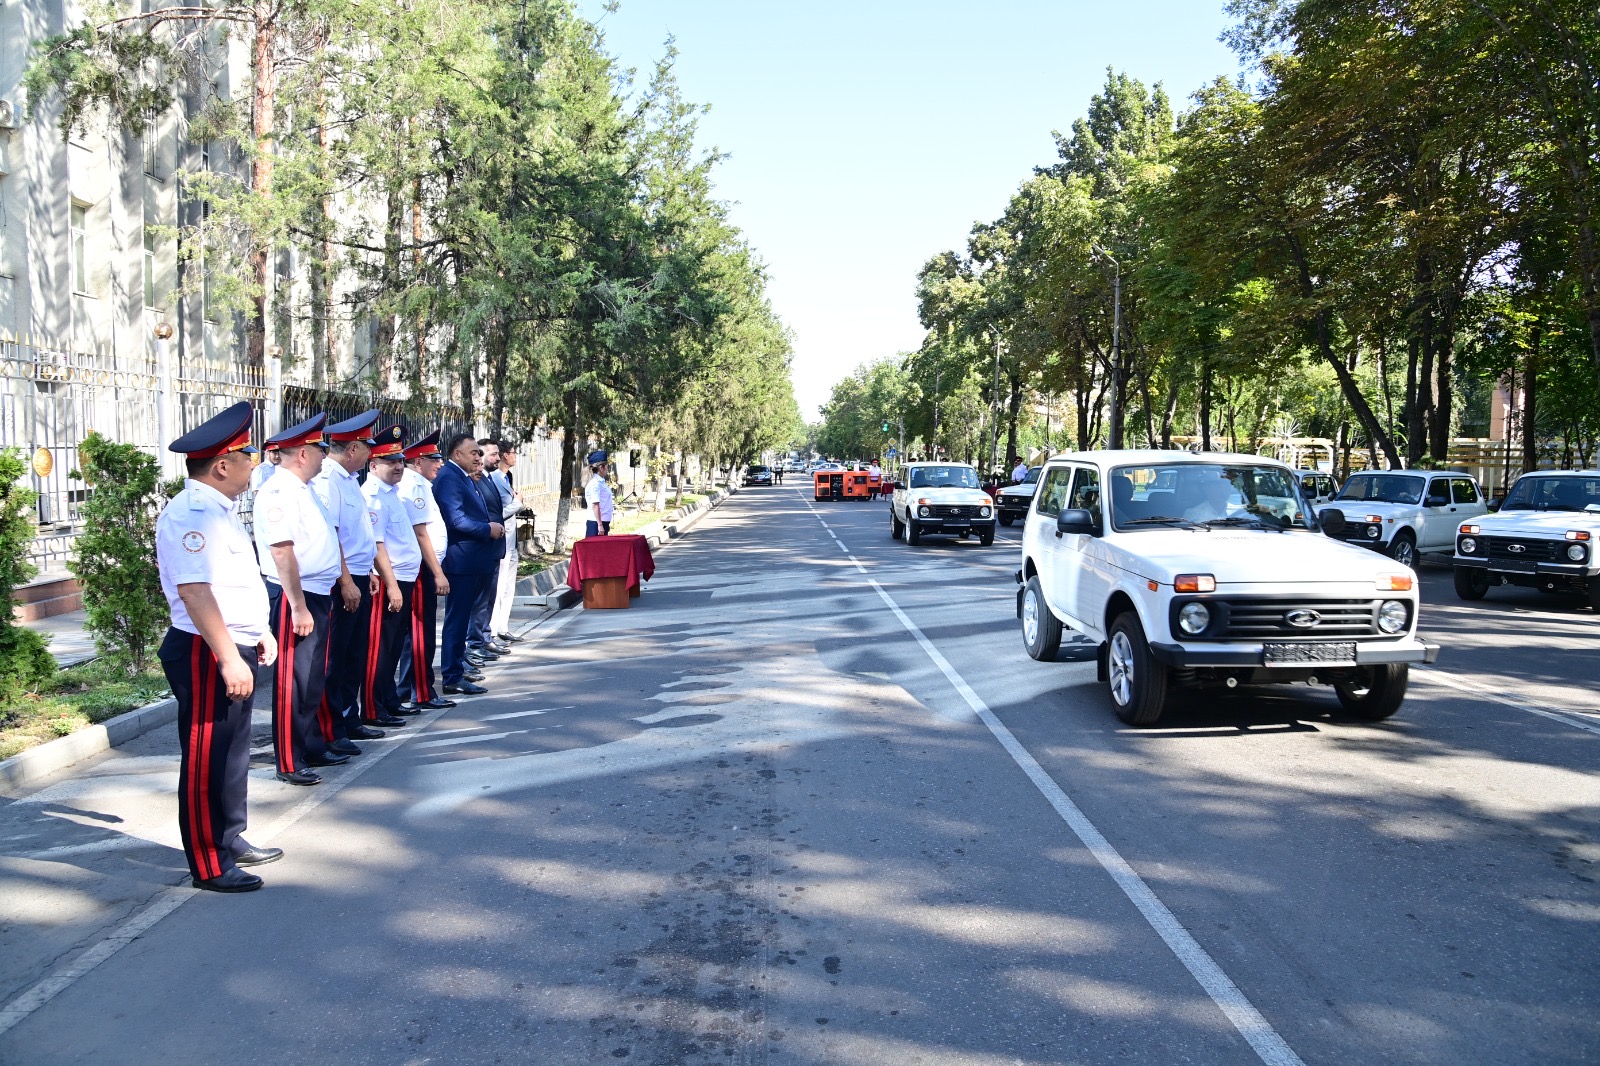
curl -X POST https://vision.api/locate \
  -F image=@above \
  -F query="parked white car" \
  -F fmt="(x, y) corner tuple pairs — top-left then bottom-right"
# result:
(1319, 470), (1489, 569)
(995, 466), (1042, 526)
(1017, 451), (1438, 726)
(1452, 469), (1600, 609)
(1295, 469), (1339, 509)
(889, 462), (997, 546)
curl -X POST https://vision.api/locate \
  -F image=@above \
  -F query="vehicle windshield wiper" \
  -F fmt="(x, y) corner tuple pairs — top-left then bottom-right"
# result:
(1122, 516), (1202, 528)
(1201, 515), (1283, 530)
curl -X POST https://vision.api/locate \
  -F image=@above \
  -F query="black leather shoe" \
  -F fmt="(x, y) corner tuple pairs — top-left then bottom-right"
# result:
(234, 845), (284, 867)
(329, 739), (362, 756)
(496, 632), (525, 644)
(369, 715), (407, 727)
(469, 647), (501, 661)
(193, 867), (263, 892)
(486, 642), (511, 656)
(347, 724), (386, 740)
(409, 697), (456, 710)
(443, 681), (488, 696)
(463, 670), (485, 682)
(307, 751), (351, 767)
(275, 769), (321, 786)
(392, 705), (423, 717)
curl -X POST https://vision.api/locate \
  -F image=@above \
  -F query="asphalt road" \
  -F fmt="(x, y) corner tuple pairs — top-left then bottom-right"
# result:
(1, 486), (1597, 1065)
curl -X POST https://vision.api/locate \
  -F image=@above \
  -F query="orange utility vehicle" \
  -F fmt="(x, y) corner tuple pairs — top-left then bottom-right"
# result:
(814, 468), (872, 501)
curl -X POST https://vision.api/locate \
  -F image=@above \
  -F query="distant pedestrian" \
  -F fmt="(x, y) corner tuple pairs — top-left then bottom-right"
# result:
(156, 401), (280, 892)
(585, 450), (614, 536)
(1011, 457), (1028, 483)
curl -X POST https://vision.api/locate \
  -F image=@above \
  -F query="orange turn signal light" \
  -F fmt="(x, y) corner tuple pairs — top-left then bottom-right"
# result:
(1459, 523), (1480, 535)
(1567, 530), (1591, 541)
(1378, 573), (1413, 591)
(1174, 574), (1216, 593)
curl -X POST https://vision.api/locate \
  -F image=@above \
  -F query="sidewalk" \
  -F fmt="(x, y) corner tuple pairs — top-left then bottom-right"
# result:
(24, 609), (98, 669)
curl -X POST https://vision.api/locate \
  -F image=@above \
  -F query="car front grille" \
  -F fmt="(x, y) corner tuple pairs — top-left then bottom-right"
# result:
(933, 505), (983, 518)
(1183, 597), (1388, 641)
(1484, 536), (1562, 562)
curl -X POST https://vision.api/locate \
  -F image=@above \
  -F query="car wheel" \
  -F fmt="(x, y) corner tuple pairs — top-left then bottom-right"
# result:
(907, 519), (921, 545)
(1107, 613), (1167, 726)
(978, 525), (995, 546)
(1021, 577), (1062, 661)
(1389, 531), (1417, 569)
(999, 514), (1014, 527)
(890, 507), (905, 540)
(1333, 664), (1408, 720)
(1453, 567), (1491, 601)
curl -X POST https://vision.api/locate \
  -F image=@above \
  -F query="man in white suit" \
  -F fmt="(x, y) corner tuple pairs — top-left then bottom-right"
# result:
(488, 440), (525, 645)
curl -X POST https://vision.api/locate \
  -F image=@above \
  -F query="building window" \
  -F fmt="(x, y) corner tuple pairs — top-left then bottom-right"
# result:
(143, 115), (159, 177)
(70, 204), (89, 293)
(144, 230), (157, 307)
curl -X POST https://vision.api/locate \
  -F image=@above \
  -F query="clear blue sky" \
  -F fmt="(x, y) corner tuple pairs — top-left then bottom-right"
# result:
(580, 1), (1244, 421)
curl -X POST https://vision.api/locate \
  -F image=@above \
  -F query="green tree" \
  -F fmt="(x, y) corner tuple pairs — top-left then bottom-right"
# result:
(0, 451), (55, 699)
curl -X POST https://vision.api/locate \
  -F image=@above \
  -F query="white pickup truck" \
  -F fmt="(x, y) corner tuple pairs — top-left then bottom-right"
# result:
(1452, 469), (1600, 609)
(1017, 450), (1438, 726)
(1318, 470), (1489, 569)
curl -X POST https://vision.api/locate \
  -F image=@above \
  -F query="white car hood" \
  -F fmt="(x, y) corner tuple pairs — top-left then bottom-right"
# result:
(1321, 499), (1419, 519)
(906, 487), (992, 506)
(1475, 509), (1600, 537)
(1116, 529), (1399, 585)
(997, 483), (1039, 500)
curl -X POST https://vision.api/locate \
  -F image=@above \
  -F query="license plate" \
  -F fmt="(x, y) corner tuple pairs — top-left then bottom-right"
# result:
(1496, 558), (1537, 572)
(1263, 642), (1357, 666)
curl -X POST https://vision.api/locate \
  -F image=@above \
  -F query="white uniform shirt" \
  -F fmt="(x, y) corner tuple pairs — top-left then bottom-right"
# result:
(584, 474), (615, 522)
(400, 467), (447, 563)
(1012, 462), (1029, 482)
(249, 462), (277, 491)
(252, 470), (343, 595)
(365, 478), (423, 582)
(312, 458), (377, 577)
(157, 480), (269, 644)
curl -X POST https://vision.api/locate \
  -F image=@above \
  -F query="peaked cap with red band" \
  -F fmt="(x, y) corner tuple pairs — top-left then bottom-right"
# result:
(369, 423), (407, 458)
(325, 408), (381, 445)
(168, 400), (257, 459)
(265, 413), (327, 450)
(402, 428), (443, 461)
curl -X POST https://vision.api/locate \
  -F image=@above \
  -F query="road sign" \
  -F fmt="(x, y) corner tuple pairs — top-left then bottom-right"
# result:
(887, 447), (897, 458)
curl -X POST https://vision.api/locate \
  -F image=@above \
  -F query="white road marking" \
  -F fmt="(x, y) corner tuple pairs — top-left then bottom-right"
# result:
(481, 708), (554, 721)
(1414, 667), (1600, 737)
(861, 576), (1305, 1066)
(414, 731), (523, 750)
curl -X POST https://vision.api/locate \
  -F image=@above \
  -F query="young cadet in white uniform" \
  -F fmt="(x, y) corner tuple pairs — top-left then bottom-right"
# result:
(362, 425), (424, 724)
(396, 430), (453, 709)
(584, 449), (614, 537)
(156, 402), (281, 893)
(253, 414), (346, 785)
(311, 409), (400, 737)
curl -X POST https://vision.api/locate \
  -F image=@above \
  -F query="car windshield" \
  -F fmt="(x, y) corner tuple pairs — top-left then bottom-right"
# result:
(1110, 463), (1313, 532)
(1500, 475), (1600, 512)
(747, 466), (769, 473)
(907, 465), (980, 489)
(1022, 467), (1041, 484)
(1335, 473), (1425, 505)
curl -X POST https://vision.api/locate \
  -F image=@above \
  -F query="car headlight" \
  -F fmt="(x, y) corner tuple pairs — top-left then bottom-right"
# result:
(979, 506), (991, 518)
(1377, 600), (1409, 634)
(1366, 525), (1381, 539)
(1459, 537), (1477, 554)
(918, 506), (930, 518)
(1568, 543), (1587, 562)
(1177, 602), (1210, 636)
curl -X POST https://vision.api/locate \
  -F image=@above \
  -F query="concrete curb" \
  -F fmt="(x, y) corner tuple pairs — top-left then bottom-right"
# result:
(0, 485), (740, 792)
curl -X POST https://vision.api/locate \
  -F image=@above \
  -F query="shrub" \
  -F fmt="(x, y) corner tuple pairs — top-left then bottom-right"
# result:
(69, 433), (166, 675)
(0, 449), (53, 700)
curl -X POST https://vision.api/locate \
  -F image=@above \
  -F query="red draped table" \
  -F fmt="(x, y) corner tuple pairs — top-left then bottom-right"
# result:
(568, 534), (656, 609)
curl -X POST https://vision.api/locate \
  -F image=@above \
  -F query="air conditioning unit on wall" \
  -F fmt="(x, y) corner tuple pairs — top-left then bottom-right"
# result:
(0, 100), (17, 129)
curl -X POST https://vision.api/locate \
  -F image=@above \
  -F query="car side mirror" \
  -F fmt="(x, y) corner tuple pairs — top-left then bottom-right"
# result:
(1320, 508), (1346, 536)
(1488, 497), (1503, 512)
(1055, 508), (1098, 537)
(1426, 493), (1449, 507)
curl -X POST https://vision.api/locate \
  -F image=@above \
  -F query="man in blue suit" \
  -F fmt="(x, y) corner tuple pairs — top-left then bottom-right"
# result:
(433, 433), (506, 695)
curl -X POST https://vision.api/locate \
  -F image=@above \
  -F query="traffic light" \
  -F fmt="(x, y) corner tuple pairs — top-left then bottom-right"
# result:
(881, 421), (890, 433)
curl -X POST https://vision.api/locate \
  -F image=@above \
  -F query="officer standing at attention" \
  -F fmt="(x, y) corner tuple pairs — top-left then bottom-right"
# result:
(396, 431), (454, 711)
(584, 450), (614, 537)
(363, 425), (424, 722)
(313, 409), (402, 736)
(254, 414), (349, 785)
(156, 401), (281, 892)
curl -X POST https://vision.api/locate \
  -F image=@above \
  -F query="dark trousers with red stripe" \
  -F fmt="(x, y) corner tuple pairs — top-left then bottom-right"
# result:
(320, 581), (373, 739)
(396, 572), (439, 704)
(364, 579), (415, 721)
(266, 582), (334, 773)
(159, 627), (254, 881)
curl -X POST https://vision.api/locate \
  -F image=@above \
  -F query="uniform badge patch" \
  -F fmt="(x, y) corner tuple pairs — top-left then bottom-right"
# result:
(411, 497), (425, 509)
(267, 507), (285, 524)
(370, 511), (379, 524)
(181, 531), (206, 553)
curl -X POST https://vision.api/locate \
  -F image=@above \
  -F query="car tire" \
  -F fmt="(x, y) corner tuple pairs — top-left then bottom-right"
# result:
(890, 507), (905, 540)
(1389, 530), (1417, 570)
(999, 514), (1014, 527)
(907, 518), (921, 546)
(978, 525), (995, 546)
(1453, 567), (1491, 600)
(1107, 613), (1167, 726)
(1333, 664), (1408, 720)
(1021, 577), (1062, 661)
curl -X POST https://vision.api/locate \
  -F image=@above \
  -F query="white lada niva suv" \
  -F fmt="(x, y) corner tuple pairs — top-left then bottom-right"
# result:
(1016, 451), (1439, 726)
(889, 462), (997, 546)
(1452, 469), (1600, 610)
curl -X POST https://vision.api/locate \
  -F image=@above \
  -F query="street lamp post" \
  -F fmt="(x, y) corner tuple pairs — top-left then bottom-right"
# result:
(989, 333), (1002, 477)
(1092, 244), (1123, 449)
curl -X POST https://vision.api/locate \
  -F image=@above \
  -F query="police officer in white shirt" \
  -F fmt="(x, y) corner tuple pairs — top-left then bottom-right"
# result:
(253, 414), (347, 785)
(156, 402), (280, 892)
(362, 425), (424, 723)
(397, 431), (454, 709)
(584, 449), (614, 536)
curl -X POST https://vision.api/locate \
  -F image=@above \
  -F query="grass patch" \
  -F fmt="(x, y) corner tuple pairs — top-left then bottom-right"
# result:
(516, 557), (549, 577)
(0, 660), (169, 762)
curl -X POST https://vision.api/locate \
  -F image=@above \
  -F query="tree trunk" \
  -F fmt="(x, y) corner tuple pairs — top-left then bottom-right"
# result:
(247, 6), (276, 368)
(1004, 373), (1022, 466)
(1522, 323), (1542, 473)
(1160, 378), (1179, 448)
(552, 392), (579, 555)
(1199, 365), (1212, 453)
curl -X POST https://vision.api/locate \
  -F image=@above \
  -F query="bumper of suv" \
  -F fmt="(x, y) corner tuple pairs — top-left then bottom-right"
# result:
(913, 516), (997, 534)
(1148, 637), (1440, 668)
(1454, 557), (1597, 579)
